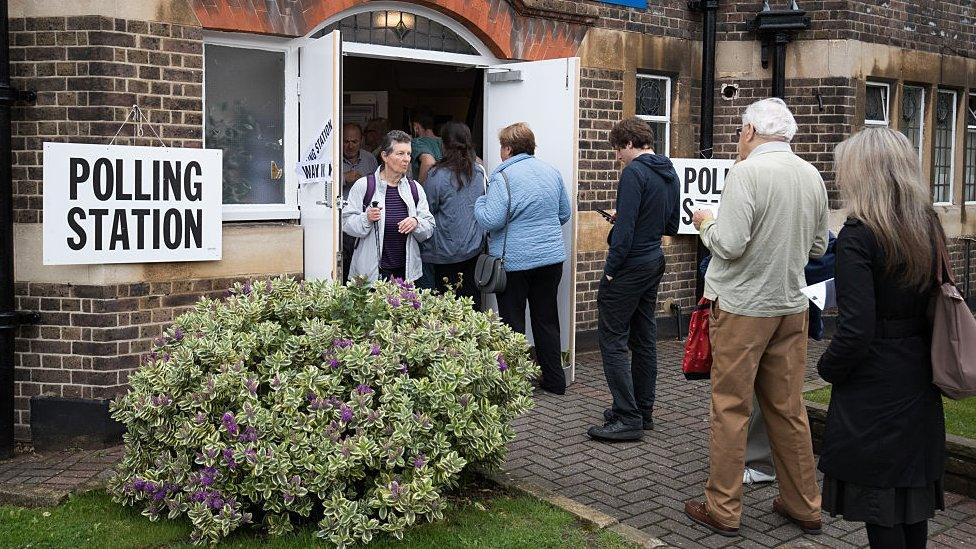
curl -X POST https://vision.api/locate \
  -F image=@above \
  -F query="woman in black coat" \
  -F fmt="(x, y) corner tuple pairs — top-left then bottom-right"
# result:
(817, 127), (945, 549)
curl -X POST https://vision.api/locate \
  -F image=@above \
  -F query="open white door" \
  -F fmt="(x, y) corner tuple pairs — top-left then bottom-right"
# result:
(483, 57), (581, 383)
(298, 31), (341, 281)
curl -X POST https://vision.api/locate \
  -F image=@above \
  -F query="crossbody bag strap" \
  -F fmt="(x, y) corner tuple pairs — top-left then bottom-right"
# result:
(933, 218), (954, 287)
(500, 171), (512, 261)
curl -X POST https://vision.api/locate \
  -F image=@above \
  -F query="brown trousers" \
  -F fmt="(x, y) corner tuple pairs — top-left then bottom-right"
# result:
(704, 302), (822, 528)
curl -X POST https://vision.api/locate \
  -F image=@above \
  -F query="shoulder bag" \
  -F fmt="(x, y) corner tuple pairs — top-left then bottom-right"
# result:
(474, 171), (511, 293)
(931, 231), (976, 400)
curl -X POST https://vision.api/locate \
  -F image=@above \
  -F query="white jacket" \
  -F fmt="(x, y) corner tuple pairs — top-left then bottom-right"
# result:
(341, 169), (435, 282)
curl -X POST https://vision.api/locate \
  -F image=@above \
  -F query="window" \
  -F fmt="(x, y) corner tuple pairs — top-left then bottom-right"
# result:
(899, 85), (925, 162)
(636, 74), (671, 155)
(964, 93), (976, 203)
(932, 90), (958, 204)
(865, 82), (890, 126)
(316, 10), (478, 55)
(204, 37), (298, 220)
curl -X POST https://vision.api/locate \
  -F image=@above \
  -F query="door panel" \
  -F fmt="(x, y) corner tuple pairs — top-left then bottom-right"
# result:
(298, 31), (341, 281)
(483, 57), (581, 382)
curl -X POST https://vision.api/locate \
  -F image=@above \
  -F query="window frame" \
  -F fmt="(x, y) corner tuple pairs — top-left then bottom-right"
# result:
(932, 88), (958, 206)
(864, 81), (890, 127)
(899, 84), (925, 165)
(964, 92), (976, 205)
(635, 73), (672, 156)
(203, 32), (300, 222)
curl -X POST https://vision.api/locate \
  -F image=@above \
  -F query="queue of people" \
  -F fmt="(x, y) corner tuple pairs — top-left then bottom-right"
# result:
(340, 99), (950, 548)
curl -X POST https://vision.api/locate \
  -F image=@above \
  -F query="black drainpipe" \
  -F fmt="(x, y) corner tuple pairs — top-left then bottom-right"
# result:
(689, 0), (718, 303)
(0, 0), (36, 459)
(751, 2), (811, 100)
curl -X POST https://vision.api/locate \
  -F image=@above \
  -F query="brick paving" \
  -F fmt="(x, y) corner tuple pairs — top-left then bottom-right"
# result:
(0, 446), (123, 507)
(504, 340), (976, 549)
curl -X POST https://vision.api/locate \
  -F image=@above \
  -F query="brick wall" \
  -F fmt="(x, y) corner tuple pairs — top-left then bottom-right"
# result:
(9, 16), (204, 224)
(713, 77), (858, 207)
(12, 276), (299, 440)
(948, 237), (976, 298)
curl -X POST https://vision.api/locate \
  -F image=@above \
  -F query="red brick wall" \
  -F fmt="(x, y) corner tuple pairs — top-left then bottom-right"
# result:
(9, 16), (203, 224)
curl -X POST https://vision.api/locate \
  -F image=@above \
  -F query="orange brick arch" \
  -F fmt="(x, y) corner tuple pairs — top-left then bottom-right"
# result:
(190, 0), (589, 60)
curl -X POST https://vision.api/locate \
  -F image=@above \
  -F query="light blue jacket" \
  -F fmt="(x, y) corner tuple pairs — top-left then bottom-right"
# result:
(474, 154), (571, 272)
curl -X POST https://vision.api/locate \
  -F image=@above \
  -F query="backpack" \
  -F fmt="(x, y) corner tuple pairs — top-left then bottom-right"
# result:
(363, 173), (419, 211)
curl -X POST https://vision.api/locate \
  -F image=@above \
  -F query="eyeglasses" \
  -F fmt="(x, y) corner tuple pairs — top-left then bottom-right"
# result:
(735, 125), (750, 139)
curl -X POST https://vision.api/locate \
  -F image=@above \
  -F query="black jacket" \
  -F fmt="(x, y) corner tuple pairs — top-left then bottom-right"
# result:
(604, 154), (680, 278)
(817, 218), (945, 488)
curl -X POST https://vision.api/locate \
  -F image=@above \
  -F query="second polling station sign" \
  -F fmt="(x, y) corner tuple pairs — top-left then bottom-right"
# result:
(673, 158), (735, 235)
(42, 143), (223, 265)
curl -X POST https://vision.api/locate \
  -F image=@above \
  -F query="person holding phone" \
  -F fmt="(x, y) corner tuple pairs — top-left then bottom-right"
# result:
(342, 130), (435, 282)
(586, 117), (680, 442)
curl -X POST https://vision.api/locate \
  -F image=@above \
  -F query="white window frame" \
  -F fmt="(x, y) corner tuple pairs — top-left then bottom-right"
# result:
(901, 85), (925, 164)
(933, 89), (958, 206)
(865, 81), (890, 126)
(635, 73), (671, 155)
(965, 92), (976, 205)
(203, 32), (300, 222)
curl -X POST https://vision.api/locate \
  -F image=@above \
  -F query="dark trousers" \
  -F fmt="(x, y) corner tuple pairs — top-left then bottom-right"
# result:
(434, 256), (482, 310)
(496, 262), (565, 394)
(598, 257), (665, 428)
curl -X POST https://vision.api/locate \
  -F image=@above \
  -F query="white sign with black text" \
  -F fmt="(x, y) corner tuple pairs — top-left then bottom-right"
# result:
(42, 143), (223, 265)
(295, 117), (334, 203)
(673, 158), (735, 235)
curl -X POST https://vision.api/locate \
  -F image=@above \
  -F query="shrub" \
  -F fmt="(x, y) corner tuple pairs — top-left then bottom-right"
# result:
(109, 277), (537, 546)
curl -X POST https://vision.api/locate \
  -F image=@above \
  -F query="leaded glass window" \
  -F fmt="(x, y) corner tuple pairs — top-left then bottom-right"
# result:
(899, 86), (925, 162)
(964, 93), (976, 203)
(314, 11), (478, 55)
(636, 74), (671, 155)
(932, 90), (957, 204)
(865, 82), (889, 126)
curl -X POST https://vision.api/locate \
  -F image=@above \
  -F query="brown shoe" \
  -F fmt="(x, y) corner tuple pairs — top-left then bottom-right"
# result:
(683, 500), (739, 537)
(772, 498), (822, 535)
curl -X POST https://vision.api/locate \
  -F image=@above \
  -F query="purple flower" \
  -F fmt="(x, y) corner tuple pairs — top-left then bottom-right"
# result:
(332, 338), (353, 349)
(190, 490), (207, 503)
(398, 363), (409, 375)
(265, 280), (273, 292)
(386, 296), (401, 307)
(204, 447), (219, 460)
(133, 479), (146, 491)
(290, 475), (302, 487)
(210, 495), (225, 510)
(389, 480), (401, 499)
(198, 466), (217, 487)
(153, 490), (166, 501)
(194, 412), (207, 425)
(172, 327), (184, 342)
(356, 384), (374, 395)
(154, 336), (167, 348)
(239, 426), (258, 443)
(413, 453), (427, 469)
(283, 493), (295, 505)
(400, 291), (417, 302)
(245, 378), (259, 395)
(244, 448), (257, 463)
(162, 353), (171, 363)
(223, 448), (238, 470)
(411, 300), (422, 310)
(339, 404), (354, 424)
(370, 344), (381, 356)
(221, 412), (239, 437)
(329, 358), (340, 369)
(497, 354), (508, 372)
(242, 281), (252, 295)
(459, 394), (471, 408)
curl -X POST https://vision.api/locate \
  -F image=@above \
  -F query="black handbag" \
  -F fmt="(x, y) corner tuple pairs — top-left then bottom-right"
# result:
(474, 171), (511, 293)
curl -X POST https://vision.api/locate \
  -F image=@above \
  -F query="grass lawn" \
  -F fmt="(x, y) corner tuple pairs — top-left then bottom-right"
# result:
(0, 482), (636, 549)
(805, 386), (976, 439)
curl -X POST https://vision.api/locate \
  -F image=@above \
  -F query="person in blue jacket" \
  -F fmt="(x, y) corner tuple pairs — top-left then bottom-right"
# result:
(475, 122), (571, 395)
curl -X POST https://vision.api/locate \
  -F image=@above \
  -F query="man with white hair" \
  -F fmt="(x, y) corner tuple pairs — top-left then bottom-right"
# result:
(684, 98), (829, 537)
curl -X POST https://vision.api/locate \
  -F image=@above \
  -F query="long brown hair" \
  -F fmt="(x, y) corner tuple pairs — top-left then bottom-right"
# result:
(834, 127), (940, 289)
(435, 122), (477, 188)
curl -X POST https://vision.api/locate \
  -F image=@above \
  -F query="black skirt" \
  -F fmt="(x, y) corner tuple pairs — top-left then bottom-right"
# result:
(822, 475), (944, 527)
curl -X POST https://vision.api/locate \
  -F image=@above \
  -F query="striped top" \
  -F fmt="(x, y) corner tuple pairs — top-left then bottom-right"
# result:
(380, 185), (409, 269)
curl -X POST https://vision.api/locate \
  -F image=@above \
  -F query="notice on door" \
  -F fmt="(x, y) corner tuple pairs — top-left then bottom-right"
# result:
(673, 158), (735, 235)
(42, 143), (223, 265)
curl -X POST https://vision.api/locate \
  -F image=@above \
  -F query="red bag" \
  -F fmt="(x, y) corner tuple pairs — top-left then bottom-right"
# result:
(682, 298), (712, 380)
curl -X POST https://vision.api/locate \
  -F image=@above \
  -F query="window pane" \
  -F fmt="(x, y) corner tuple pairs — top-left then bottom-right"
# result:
(865, 84), (887, 124)
(899, 86), (924, 159)
(965, 128), (976, 203)
(205, 45), (285, 205)
(315, 10), (478, 55)
(637, 77), (667, 118)
(651, 122), (667, 155)
(932, 91), (956, 203)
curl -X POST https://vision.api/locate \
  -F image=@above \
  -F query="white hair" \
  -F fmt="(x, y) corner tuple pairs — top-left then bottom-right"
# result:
(742, 98), (798, 142)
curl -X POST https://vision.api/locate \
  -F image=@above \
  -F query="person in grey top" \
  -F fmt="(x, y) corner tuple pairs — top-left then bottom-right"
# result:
(341, 123), (379, 282)
(421, 122), (485, 309)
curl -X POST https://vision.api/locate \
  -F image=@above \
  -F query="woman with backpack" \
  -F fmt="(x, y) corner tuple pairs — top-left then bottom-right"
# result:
(342, 130), (435, 282)
(420, 122), (486, 309)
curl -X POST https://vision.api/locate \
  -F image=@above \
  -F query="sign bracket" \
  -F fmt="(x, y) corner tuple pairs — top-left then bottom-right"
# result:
(109, 105), (167, 148)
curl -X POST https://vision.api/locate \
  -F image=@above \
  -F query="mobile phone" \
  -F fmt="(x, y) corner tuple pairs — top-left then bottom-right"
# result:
(595, 208), (614, 223)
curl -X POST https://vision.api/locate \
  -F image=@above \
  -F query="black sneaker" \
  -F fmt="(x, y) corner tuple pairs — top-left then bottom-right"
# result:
(603, 408), (654, 431)
(587, 419), (643, 441)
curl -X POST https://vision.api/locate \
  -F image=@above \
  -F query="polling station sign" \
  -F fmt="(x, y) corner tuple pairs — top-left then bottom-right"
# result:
(43, 143), (223, 265)
(673, 158), (735, 235)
